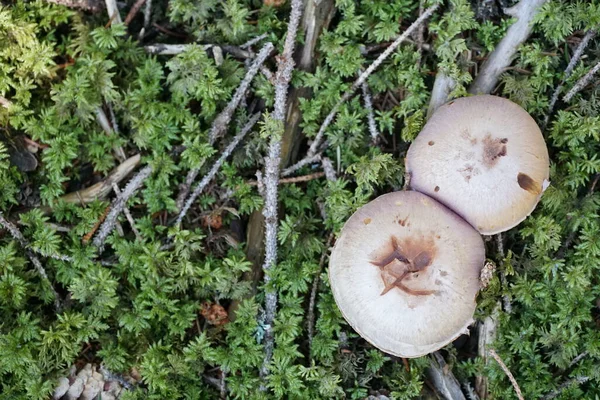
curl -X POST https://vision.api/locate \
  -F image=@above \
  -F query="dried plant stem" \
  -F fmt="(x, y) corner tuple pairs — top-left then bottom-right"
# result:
(288, 4), (439, 173)
(428, 72), (456, 118)
(92, 165), (153, 250)
(281, 154), (322, 177)
(563, 59), (600, 103)
(544, 29), (597, 127)
(175, 113), (261, 226)
(489, 349), (524, 400)
(175, 43), (273, 210)
(469, 0), (548, 94)
(44, 0), (103, 11)
(0, 212), (61, 310)
(259, 0), (304, 383)
(144, 43), (252, 59)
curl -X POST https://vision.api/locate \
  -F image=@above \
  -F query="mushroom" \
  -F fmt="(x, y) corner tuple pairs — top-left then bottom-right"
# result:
(329, 191), (484, 358)
(405, 95), (549, 235)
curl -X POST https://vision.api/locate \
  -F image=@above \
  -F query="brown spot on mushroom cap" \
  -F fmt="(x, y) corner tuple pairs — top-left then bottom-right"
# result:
(405, 95), (550, 235)
(517, 172), (542, 195)
(328, 191), (484, 358)
(364, 218), (372, 225)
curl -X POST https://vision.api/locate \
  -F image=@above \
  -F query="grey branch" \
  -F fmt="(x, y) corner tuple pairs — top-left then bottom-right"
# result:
(428, 71), (456, 118)
(0, 212), (61, 310)
(144, 43), (252, 59)
(563, 59), (600, 103)
(175, 113), (261, 226)
(290, 3), (439, 172)
(95, 106), (127, 162)
(259, 0), (304, 383)
(360, 77), (380, 143)
(281, 154), (322, 177)
(105, 0), (122, 24)
(544, 29), (597, 128)
(542, 376), (590, 400)
(426, 352), (467, 400)
(241, 33), (269, 49)
(176, 43), (273, 210)
(111, 183), (141, 241)
(469, 0), (548, 94)
(209, 42), (274, 143)
(92, 164), (153, 250)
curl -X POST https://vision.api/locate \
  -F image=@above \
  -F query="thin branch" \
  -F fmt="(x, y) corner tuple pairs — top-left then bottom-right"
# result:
(92, 165), (153, 251)
(138, 0), (152, 39)
(95, 107), (126, 162)
(288, 4), (439, 173)
(111, 183), (141, 241)
(563, 59), (600, 103)
(175, 43), (273, 210)
(0, 212), (61, 310)
(281, 154), (322, 177)
(124, 0), (146, 25)
(469, 0), (548, 94)
(426, 352), (467, 400)
(544, 30), (597, 128)
(489, 349), (524, 400)
(542, 376), (590, 400)
(568, 351), (588, 369)
(174, 113), (261, 226)
(144, 43), (252, 59)
(321, 157), (337, 182)
(360, 76), (380, 144)
(259, 0), (304, 383)
(241, 33), (269, 49)
(209, 42), (274, 144)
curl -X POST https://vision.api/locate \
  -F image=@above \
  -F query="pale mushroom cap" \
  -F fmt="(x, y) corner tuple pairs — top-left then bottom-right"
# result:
(406, 95), (550, 235)
(329, 191), (484, 358)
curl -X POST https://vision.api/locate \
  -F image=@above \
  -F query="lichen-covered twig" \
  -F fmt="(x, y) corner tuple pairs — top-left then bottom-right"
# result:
(175, 113), (261, 226)
(563, 59), (600, 103)
(360, 77), (380, 144)
(287, 4), (440, 174)
(44, 0), (103, 11)
(0, 212), (61, 310)
(175, 43), (273, 210)
(138, 0), (152, 39)
(544, 30), (597, 127)
(469, 0), (548, 94)
(259, 0), (304, 383)
(281, 154), (322, 177)
(92, 164), (153, 250)
(489, 349), (524, 400)
(144, 44), (252, 59)
(209, 43), (274, 144)
(241, 33), (269, 49)
(95, 106), (126, 162)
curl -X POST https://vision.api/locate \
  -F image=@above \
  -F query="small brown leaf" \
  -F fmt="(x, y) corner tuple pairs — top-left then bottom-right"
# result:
(201, 302), (229, 326)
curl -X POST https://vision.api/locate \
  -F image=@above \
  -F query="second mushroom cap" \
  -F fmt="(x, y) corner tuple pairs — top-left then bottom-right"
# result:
(406, 95), (550, 235)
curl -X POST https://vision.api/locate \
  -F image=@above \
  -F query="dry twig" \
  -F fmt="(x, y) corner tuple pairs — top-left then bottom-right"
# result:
(287, 4), (440, 173)
(259, 0), (304, 383)
(563, 59), (600, 103)
(175, 43), (274, 210)
(144, 43), (252, 59)
(174, 113), (261, 226)
(0, 212), (61, 310)
(124, 0), (146, 25)
(489, 349), (524, 400)
(104, 0), (121, 24)
(111, 183), (141, 240)
(544, 30), (597, 127)
(469, 0), (548, 94)
(92, 164), (153, 250)
(426, 352), (467, 400)
(248, 172), (325, 186)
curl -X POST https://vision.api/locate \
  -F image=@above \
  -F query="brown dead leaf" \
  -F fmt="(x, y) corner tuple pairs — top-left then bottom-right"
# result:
(264, 0), (285, 6)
